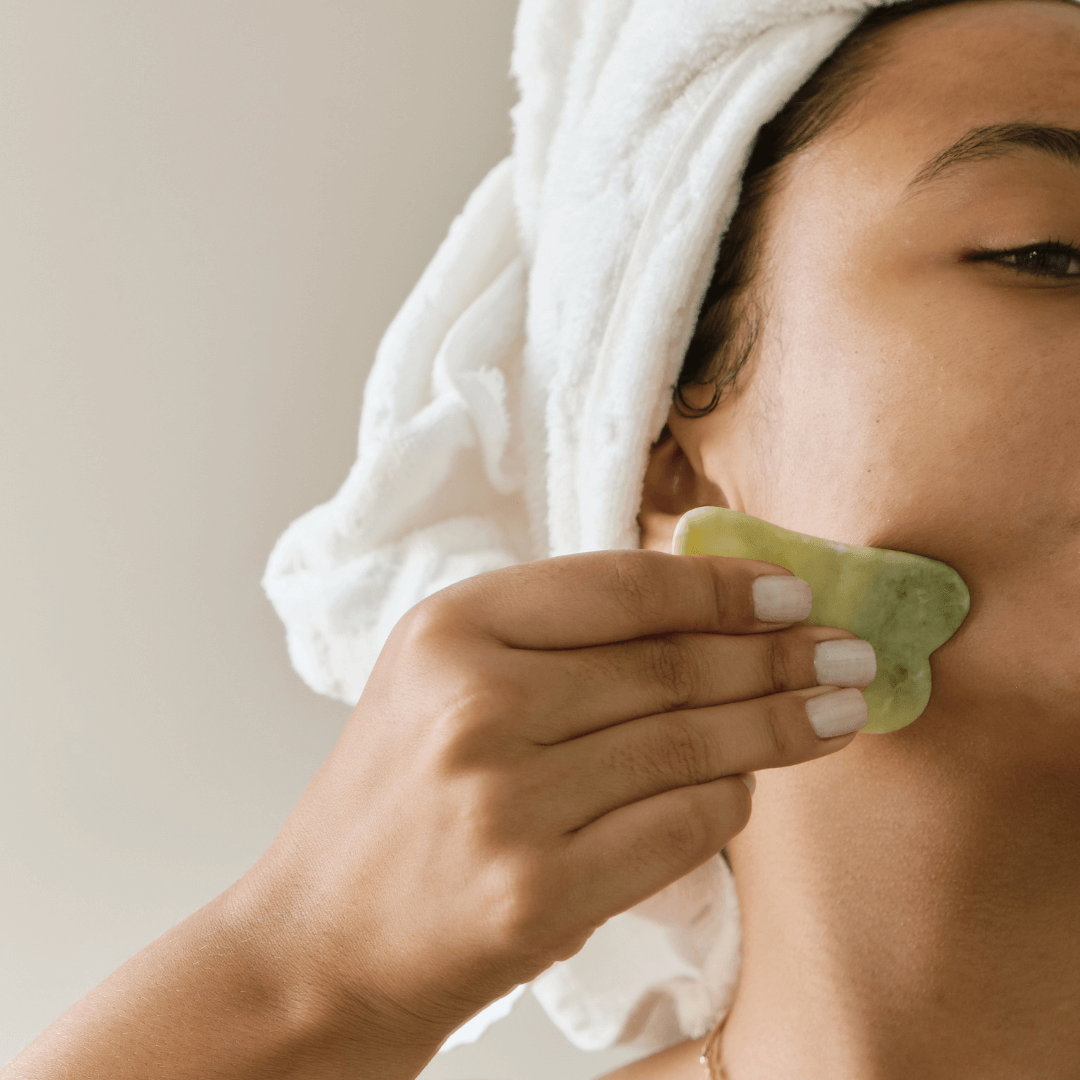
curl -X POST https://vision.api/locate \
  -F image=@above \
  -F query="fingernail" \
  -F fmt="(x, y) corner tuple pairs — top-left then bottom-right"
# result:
(805, 687), (868, 739)
(740, 773), (757, 795)
(814, 639), (877, 687)
(752, 575), (812, 622)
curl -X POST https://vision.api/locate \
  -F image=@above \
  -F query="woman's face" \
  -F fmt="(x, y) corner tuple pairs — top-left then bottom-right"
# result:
(648, 0), (1080, 747)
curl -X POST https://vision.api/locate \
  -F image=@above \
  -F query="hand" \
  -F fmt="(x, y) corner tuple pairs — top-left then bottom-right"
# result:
(236, 550), (873, 1067)
(5, 550), (872, 1080)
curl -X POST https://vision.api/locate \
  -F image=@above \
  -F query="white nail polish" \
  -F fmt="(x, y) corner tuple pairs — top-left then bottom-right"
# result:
(752, 575), (812, 622)
(814, 639), (877, 687)
(740, 773), (757, 795)
(805, 687), (868, 739)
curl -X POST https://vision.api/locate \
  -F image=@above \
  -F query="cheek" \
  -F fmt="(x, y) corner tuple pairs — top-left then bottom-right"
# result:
(739, 280), (1080, 581)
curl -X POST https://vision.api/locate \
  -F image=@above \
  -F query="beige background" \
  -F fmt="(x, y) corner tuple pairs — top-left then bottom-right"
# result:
(0, 2), (638, 1076)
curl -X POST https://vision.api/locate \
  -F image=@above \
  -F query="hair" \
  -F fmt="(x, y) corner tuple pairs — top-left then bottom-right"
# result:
(673, 0), (1004, 418)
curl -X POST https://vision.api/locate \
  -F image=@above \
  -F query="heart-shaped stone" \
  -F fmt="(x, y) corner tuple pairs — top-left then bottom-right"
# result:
(673, 507), (970, 734)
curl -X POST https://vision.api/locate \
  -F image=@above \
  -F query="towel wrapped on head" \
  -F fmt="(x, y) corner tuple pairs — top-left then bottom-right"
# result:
(264, 0), (898, 1055)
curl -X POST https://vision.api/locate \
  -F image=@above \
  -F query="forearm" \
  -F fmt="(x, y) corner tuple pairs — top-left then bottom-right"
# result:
(1, 884), (450, 1080)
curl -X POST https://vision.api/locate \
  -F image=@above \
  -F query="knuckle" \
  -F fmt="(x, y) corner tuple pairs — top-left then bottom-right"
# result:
(762, 630), (799, 692)
(482, 851), (568, 957)
(645, 635), (702, 710)
(707, 569), (733, 627)
(653, 802), (715, 867)
(612, 715), (710, 789)
(658, 716), (712, 786)
(756, 693), (821, 762)
(393, 591), (461, 652)
(400, 653), (531, 766)
(758, 697), (795, 760)
(435, 675), (523, 755)
(609, 550), (664, 619)
(389, 593), (536, 755)
(447, 770), (502, 834)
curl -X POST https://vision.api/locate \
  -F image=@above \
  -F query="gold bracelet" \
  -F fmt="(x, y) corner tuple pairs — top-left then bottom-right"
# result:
(698, 1013), (730, 1079)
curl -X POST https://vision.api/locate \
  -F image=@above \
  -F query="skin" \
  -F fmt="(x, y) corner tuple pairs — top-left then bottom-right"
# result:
(6, 3), (1079, 1080)
(624, 1), (1080, 1076)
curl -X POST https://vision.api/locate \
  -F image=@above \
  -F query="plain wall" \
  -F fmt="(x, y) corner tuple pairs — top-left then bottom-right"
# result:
(0, 3), (638, 1076)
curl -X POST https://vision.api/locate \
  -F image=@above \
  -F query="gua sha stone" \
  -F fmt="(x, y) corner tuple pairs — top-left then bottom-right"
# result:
(672, 506), (970, 734)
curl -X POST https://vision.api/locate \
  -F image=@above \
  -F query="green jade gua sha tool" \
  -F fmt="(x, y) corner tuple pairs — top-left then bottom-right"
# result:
(672, 507), (970, 734)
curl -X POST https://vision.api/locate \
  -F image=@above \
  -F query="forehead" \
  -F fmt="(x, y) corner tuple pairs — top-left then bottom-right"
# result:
(853, 1), (1080, 142)
(777, 1), (1080, 211)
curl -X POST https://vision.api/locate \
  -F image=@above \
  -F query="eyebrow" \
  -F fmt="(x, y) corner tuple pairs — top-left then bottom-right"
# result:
(906, 123), (1080, 192)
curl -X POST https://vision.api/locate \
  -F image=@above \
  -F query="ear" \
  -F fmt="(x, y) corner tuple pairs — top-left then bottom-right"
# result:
(638, 419), (727, 552)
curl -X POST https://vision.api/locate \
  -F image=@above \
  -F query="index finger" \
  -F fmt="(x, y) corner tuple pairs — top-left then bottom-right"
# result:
(439, 550), (812, 650)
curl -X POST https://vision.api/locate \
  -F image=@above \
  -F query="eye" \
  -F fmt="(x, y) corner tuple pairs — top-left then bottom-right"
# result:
(969, 241), (1080, 280)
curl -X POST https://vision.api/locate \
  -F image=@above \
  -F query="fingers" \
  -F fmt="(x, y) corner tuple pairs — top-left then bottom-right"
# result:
(544, 685), (868, 829)
(521, 624), (875, 741)
(432, 549), (812, 650)
(563, 775), (752, 919)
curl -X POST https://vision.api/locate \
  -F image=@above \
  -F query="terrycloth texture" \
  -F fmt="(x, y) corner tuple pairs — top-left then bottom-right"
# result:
(264, 0), (900, 1055)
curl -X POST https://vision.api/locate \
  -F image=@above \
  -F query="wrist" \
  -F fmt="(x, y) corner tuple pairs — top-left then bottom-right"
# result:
(3, 879), (454, 1080)
(217, 871), (463, 1079)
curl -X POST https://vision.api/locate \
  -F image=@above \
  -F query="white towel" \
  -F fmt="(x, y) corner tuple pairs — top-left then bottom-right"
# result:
(264, 0), (896, 1055)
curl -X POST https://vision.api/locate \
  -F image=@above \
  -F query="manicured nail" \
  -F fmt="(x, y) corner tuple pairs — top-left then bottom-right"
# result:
(814, 639), (877, 687)
(805, 687), (868, 739)
(752, 575), (812, 622)
(740, 773), (757, 795)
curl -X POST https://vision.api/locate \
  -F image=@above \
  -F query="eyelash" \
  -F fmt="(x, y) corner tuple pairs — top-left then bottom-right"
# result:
(967, 239), (1080, 280)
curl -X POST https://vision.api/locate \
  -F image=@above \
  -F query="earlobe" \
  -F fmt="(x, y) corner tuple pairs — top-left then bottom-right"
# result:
(637, 425), (726, 552)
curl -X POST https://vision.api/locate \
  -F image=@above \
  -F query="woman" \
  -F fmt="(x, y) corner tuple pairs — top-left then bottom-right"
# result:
(5, 0), (1079, 1077)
